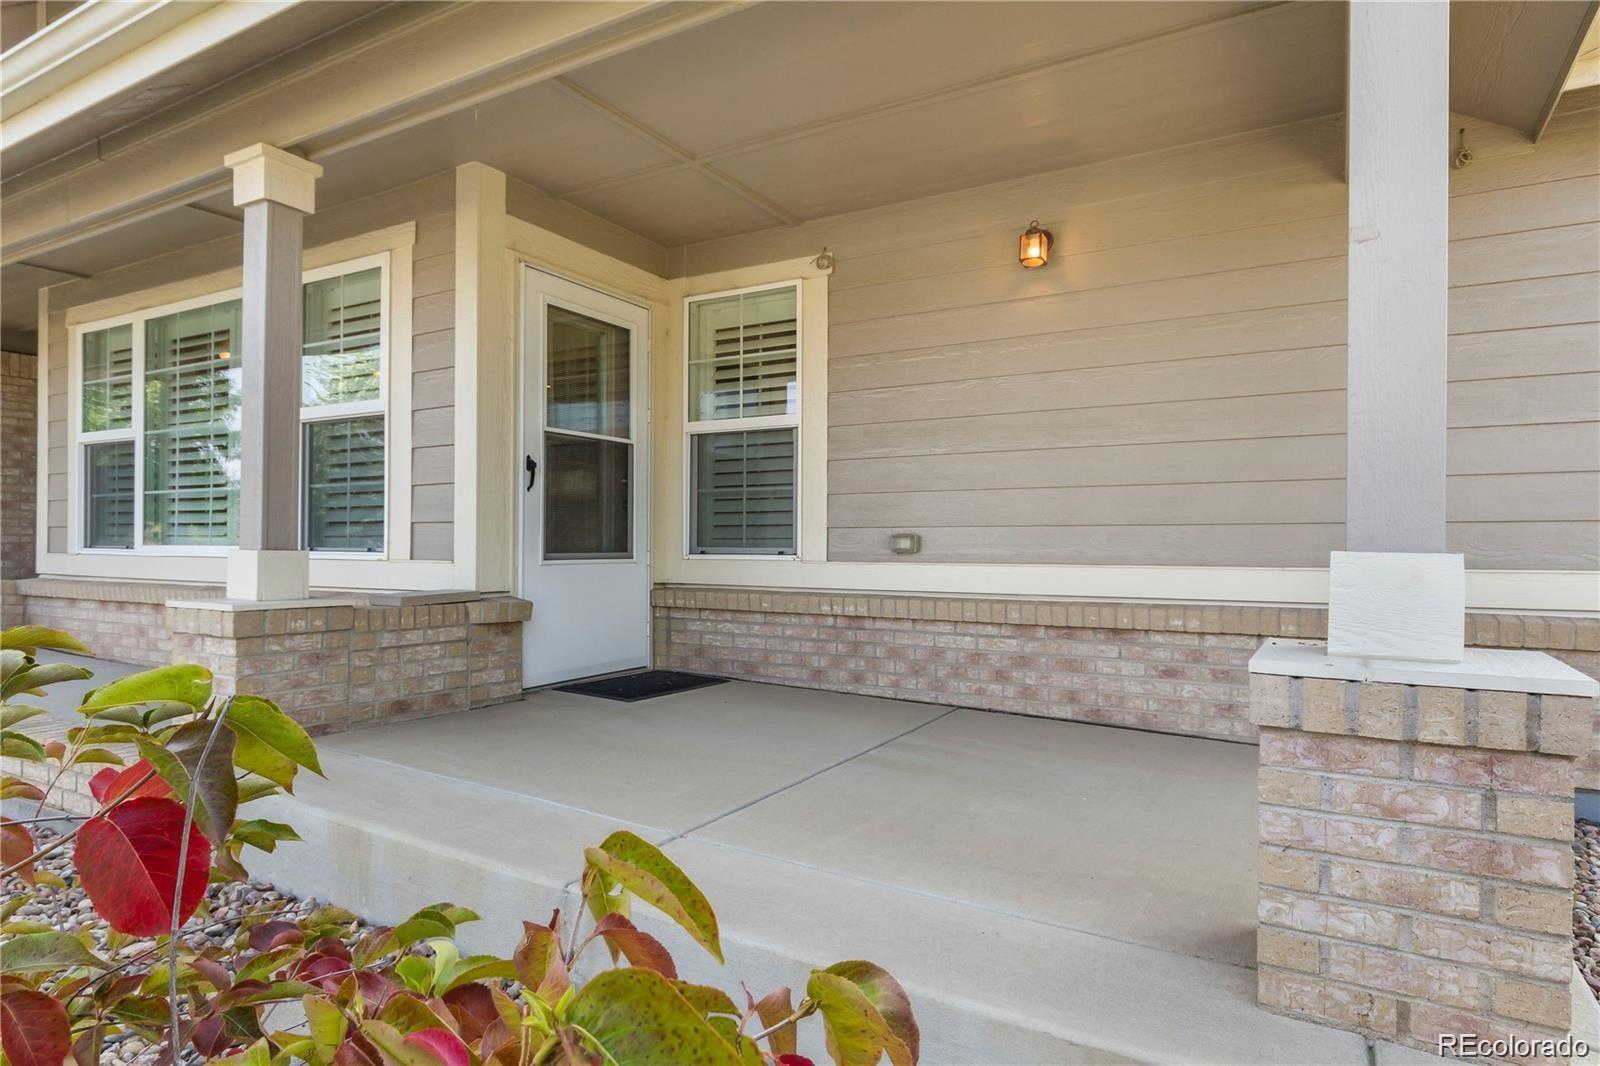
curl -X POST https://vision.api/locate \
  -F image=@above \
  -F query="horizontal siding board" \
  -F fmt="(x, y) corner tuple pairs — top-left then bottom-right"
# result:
(1447, 423), (1600, 475)
(828, 435), (1347, 494)
(412, 367), (454, 409)
(1448, 223), (1599, 287)
(411, 484), (453, 523)
(412, 328), (454, 372)
(830, 302), (1347, 393)
(412, 291), (454, 336)
(411, 522), (452, 561)
(828, 524), (1346, 567)
(829, 346), (1343, 427)
(411, 444), (453, 486)
(1448, 273), (1600, 334)
(1446, 522), (1599, 569)
(1450, 177), (1600, 240)
(412, 253), (455, 298)
(830, 257), (1345, 359)
(412, 406), (454, 449)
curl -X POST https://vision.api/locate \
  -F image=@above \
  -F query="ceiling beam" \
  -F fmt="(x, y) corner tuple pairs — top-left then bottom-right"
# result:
(1533, 0), (1599, 140)
(1, 0), (748, 267)
(549, 76), (802, 227)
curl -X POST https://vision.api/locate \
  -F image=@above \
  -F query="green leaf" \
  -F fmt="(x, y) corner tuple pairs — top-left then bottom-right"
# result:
(806, 970), (912, 1066)
(0, 893), (31, 923)
(393, 915), (454, 949)
(133, 719), (238, 847)
(824, 961), (919, 1063)
(232, 819), (301, 853)
(303, 995), (347, 1066)
(436, 953), (516, 994)
(565, 969), (745, 1066)
(0, 732), (46, 761)
(0, 704), (46, 729)
(0, 931), (108, 973)
(2, 661), (92, 699)
(78, 664), (212, 714)
(226, 695), (322, 788)
(1, 626), (91, 655)
(423, 903), (479, 926)
(66, 747), (125, 767)
(584, 831), (722, 963)
(671, 982), (739, 1017)
(394, 955), (433, 994)
(357, 1020), (439, 1066)
(235, 945), (303, 984)
(0, 649), (27, 686)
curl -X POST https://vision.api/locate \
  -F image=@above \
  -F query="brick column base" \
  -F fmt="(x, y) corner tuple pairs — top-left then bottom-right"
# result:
(1249, 640), (1598, 1060)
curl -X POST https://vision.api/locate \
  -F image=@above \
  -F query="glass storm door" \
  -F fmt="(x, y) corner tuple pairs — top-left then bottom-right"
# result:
(519, 267), (650, 687)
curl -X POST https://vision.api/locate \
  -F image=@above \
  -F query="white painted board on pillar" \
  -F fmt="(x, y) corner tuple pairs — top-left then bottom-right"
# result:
(227, 549), (310, 602)
(1327, 551), (1465, 663)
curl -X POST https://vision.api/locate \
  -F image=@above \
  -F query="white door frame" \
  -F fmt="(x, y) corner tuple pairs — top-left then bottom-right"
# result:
(515, 263), (652, 687)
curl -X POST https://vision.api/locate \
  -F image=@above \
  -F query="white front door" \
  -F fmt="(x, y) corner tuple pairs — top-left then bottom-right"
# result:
(519, 267), (650, 687)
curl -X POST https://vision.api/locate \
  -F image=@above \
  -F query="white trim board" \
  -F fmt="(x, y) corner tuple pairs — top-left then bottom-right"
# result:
(1250, 638), (1599, 698)
(650, 558), (1600, 614)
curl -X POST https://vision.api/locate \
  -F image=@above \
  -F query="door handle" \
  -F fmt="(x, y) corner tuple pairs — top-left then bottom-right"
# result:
(525, 454), (538, 491)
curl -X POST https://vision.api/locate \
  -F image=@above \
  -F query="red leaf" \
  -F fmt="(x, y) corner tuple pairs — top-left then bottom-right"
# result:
(1, 820), (37, 886)
(333, 1035), (384, 1066)
(290, 952), (354, 994)
(441, 984), (498, 1043)
(591, 913), (678, 978)
(246, 919), (303, 952)
(777, 1057), (816, 1066)
(75, 796), (210, 935)
(87, 768), (118, 804)
(189, 1014), (236, 1058)
(0, 989), (71, 1066)
(404, 1027), (471, 1066)
(93, 760), (172, 806)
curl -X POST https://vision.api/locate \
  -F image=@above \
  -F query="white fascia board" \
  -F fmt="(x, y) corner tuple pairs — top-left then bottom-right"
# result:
(2, 1), (297, 148)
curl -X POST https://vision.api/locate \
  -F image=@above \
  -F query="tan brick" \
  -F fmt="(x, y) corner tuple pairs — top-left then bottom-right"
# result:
(1493, 887), (1572, 936)
(1411, 828), (1571, 888)
(1258, 928), (1320, 973)
(1327, 861), (1479, 918)
(1356, 683), (1404, 740)
(1411, 917), (1570, 983)
(1493, 979), (1569, 1030)
(1258, 969), (1398, 1036)
(1478, 690), (1532, 751)
(1259, 849), (1320, 892)
(1260, 809), (1400, 861)
(1249, 673), (1292, 726)
(1301, 677), (1347, 734)
(1326, 943), (1485, 1008)
(1326, 779), (1482, 829)
(1259, 767), (1320, 808)
(1539, 694), (1594, 757)
(1495, 795), (1571, 841)
(1259, 730), (1401, 777)
(1260, 889), (1401, 948)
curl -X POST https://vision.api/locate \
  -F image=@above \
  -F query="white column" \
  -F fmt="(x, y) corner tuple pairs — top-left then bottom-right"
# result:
(1329, 1), (1464, 662)
(222, 144), (323, 601)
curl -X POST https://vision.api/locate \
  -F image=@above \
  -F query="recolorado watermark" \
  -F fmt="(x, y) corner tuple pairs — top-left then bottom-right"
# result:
(1438, 1033), (1589, 1059)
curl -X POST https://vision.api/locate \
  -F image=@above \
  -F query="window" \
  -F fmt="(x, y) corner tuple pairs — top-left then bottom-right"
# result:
(685, 284), (799, 555)
(300, 265), (386, 552)
(74, 257), (388, 554)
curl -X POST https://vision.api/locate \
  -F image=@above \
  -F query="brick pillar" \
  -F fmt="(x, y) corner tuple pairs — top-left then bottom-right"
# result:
(1250, 640), (1598, 1058)
(1, 351), (39, 628)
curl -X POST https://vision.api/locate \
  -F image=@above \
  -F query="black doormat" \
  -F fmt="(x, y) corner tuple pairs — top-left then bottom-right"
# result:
(555, 670), (728, 702)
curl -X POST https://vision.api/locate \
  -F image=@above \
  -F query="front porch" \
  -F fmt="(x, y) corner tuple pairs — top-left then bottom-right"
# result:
(236, 674), (1397, 1064)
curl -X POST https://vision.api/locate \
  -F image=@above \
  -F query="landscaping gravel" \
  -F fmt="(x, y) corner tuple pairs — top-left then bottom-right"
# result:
(1, 827), (362, 1063)
(1576, 820), (1600, 1001)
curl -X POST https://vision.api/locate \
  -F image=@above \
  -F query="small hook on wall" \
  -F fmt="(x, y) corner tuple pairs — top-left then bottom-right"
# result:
(1452, 127), (1473, 169)
(813, 247), (835, 271)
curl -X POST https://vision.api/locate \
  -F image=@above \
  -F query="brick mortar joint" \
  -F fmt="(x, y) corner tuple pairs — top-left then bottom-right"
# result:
(1260, 925), (1574, 991)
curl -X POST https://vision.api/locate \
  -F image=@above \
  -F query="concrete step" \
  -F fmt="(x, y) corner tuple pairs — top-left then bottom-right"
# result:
(253, 747), (1413, 1065)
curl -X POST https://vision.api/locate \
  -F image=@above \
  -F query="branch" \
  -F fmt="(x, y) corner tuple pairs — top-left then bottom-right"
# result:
(167, 700), (232, 1061)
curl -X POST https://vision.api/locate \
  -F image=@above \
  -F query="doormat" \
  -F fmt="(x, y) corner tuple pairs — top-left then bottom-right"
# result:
(555, 670), (728, 702)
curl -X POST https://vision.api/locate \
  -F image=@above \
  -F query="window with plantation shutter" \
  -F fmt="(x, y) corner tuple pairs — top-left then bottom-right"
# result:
(73, 255), (389, 555)
(300, 265), (386, 552)
(685, 284), (799, 555)
(143, 300), (242, 546)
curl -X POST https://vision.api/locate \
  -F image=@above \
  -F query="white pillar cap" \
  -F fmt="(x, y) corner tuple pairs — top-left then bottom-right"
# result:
(223, 143), (323, 213)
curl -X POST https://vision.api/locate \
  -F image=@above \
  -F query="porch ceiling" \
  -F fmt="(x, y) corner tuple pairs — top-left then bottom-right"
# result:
(1, 0), (1593, 352)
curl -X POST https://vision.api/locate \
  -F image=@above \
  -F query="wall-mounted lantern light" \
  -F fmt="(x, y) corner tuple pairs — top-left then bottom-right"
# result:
(1019, 220), (1052, 268)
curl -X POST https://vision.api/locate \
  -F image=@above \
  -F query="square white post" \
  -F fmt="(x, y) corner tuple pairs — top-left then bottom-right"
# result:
(1331, 2), (1464, 662)
(223, 144), (323, 601)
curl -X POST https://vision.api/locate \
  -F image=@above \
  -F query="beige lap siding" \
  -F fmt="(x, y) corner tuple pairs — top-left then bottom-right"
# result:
(652, 585), (1600, 771)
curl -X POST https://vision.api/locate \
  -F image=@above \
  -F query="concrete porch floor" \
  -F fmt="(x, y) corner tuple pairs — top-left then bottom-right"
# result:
(235, 677), (1439, 1065)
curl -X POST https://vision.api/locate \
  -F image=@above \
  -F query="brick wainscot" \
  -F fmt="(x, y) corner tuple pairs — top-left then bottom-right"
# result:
(1249, 639), (1600, 1060)
(653, 586), (1600, 783)
(12, 579), (531, 734)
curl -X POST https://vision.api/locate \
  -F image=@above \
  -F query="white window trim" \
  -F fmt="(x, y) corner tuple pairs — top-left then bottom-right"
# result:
(682, 279), (804, 560)
(67, 252), (395, 560)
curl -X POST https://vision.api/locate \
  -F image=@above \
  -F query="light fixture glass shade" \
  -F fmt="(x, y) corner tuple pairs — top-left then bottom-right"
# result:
(1019, 221), (1052, 268)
